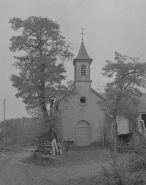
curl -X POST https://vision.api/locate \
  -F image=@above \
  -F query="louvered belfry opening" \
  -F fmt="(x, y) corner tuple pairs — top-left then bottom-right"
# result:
(81, 64), (86, 76)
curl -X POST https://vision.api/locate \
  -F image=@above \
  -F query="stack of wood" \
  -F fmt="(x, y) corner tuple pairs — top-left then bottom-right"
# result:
(37, 136), (52, 155)
(33, 132), (74, 164)
(33, 135), (54, 163)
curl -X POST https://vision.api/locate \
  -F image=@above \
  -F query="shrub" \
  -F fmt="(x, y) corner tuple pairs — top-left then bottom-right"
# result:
(128, 153), (146, 172)
(91, 163), (146, 185)
(88, 150), (146, 185)
(132, 145), (146, 155)
(91, 141), (103, 147)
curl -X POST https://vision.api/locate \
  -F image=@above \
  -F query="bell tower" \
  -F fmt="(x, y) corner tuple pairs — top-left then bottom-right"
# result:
(73, 31), (93, 93)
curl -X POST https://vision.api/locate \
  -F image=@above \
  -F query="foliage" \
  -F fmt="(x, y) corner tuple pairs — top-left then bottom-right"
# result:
(128, 153), (146, 173)
(9, 16), (74, 124)
(132, 145), (146, 155)
(90, 163), (146, 185)
(99, 51), (146, 120)
(0, 118), (18, 144)
(19, 118), (45, 145)
(0, 117), (44, 146)
(98, 51), (146, 154)
(92, 152), (146, 185)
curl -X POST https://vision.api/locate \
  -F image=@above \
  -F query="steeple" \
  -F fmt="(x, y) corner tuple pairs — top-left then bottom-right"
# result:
(73, 39), (93, 93)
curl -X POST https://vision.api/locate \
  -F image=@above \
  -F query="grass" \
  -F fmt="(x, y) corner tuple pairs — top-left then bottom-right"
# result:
(23, 146), (130, 167)
(21, 146), (139, 185)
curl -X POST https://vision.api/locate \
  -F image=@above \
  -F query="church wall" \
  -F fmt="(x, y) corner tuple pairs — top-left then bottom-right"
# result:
(59, 91), (104, 145)
(75, 81), (91, 94)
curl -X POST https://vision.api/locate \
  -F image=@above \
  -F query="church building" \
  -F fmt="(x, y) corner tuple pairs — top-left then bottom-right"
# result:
(58, 40), (105, 146)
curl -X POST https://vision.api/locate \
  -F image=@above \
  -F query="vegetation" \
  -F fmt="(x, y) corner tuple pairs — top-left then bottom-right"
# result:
(91, 163), (146, 185)
(92, 152), (146, 185)
(0, 118), (44, 146)
(98, 51), (146, 167)
(128, 153), (146, 172)
(100, 51), (146, 126)
(9, 16), (74, 127)
(75, 153), (146, 185)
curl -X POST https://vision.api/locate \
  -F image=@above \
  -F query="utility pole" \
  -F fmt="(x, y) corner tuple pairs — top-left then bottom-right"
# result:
(3, 99), (5, 152)
(97, 82), (100, 92)
(96, 82), (105, 92)
(18, 120), (20, 147)
(18, 119), (23, 147)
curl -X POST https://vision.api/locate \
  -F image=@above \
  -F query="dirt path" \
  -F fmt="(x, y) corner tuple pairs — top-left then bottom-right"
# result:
(0, 151), (110, 185)
(0, 152), (33, 185)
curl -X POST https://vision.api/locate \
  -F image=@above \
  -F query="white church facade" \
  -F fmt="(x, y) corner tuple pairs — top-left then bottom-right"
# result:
(58, 41), (105, 146)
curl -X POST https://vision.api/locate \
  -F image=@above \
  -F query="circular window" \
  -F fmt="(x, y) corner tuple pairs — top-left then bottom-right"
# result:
(80, 97), (86, 103)
(79, 96), (87, 105)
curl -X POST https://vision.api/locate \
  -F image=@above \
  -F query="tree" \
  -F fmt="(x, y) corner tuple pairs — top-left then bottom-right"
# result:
(0, 118), (44, 146)
(102, 51), (146, 121)
(99, 51), (146, 167)
(9, 16), (74, 127)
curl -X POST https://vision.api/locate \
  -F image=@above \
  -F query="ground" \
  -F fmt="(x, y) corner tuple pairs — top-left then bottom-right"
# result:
(0, 146), (130, 185)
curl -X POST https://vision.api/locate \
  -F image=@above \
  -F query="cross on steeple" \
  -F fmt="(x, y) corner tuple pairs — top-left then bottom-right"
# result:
(80, 28), (85, 42)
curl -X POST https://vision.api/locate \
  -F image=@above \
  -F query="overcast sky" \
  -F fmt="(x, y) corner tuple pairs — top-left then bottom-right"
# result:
(0, 0), (146, 121)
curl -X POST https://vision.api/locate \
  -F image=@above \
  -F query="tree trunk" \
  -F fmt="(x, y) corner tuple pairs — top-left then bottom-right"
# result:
(40, 100), (49, 124)
(50, 99), (54, 117)
(39, 54), (50, 126)
(129, 116), (138, 147)
(38, 54), (59, 141)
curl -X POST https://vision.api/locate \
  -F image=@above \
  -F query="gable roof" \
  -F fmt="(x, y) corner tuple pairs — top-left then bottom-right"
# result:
(91, 88), (106, 101)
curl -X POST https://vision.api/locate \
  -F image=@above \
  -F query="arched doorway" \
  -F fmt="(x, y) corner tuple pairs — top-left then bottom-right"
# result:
(76, 120), (90, 146)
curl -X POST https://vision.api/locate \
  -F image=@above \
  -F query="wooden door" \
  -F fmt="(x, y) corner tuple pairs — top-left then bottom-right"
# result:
(76, 121), (90, 146)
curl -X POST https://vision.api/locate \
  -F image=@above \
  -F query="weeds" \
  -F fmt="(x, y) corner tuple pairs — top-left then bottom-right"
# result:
(90, 153), (146, 185)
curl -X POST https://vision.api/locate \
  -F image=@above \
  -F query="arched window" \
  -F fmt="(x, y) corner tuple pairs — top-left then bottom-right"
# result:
(81, 64), (86, 76)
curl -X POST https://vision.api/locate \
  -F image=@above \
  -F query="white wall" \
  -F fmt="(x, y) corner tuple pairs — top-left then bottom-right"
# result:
(59, 91), (104, 145)
(116, 116), (129, 134)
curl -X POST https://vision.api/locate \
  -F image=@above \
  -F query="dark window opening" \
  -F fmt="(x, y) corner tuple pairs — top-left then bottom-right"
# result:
(80, 97), (86, 104)
(141, 114), (146, 127)
(81, 64), (86, 76)
(118, 133), (132, 145)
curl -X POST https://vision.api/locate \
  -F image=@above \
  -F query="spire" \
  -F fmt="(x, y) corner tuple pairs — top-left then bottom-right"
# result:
(75, 41), (91, 60)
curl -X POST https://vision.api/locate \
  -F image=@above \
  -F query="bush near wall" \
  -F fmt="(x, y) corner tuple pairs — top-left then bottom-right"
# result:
(89, 153), (146, 185)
